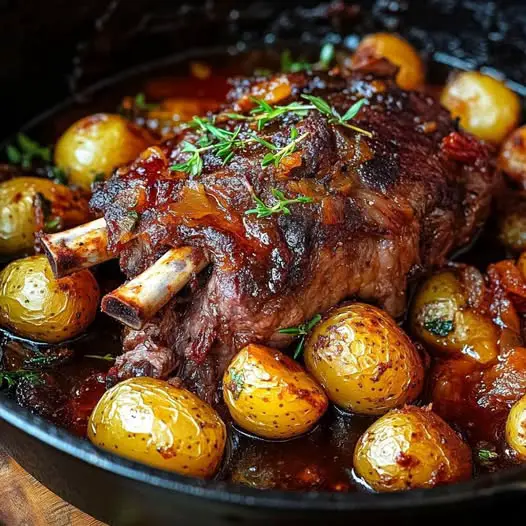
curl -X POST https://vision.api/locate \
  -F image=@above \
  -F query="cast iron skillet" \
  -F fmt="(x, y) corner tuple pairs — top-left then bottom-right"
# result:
(1, 1), (526, 524)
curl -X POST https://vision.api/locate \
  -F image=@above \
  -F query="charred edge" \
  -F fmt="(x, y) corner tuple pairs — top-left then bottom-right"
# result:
(101, 295), (144, 330)
(39, 236), (73, 278)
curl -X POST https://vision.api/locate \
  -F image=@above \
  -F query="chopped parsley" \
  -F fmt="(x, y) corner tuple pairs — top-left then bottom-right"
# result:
(0, 370), (42, 389)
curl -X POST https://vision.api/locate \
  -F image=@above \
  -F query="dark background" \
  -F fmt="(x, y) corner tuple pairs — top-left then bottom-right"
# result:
(1, 0), (526, 141)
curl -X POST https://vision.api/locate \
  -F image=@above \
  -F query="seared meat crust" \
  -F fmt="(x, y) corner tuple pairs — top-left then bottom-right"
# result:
(91, 69), (496, 403)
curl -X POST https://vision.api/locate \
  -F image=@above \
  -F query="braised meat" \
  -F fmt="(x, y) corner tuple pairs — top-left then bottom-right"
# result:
(91, 68), (496, 404)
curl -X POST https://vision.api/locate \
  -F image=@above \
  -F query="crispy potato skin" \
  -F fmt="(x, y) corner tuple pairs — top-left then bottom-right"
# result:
(0, 176), (90, 255)
(499, 126), (526, 187)
(410, 270), (499, 364)
(0, 255), (99, 343)
(354, 406), (472, 492)
(304, 304), (424, 415)
(55, 113), (153, 189)
(441, 72), (520, 144)
(351, 33), (425, 90)
(506, 394), (526, 460)
(223, 344), (328, 439)
(88, 377), (226, 478)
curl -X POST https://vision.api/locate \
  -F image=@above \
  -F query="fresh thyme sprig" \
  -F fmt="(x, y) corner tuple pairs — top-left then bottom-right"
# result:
(301, 95), (372, 137)
(279, 314), (322, 359)
(84, 353), (116, 362)
(134, 92), (160, 111)
(478, 449), (499, 463)
(0, 370), (42, 389)
(245, 188), (313, 219)
(227, 99), (314, 131)
(6, 133), (52, 169)
(260, 127), (309, 168)
(280, 43), (335, 73)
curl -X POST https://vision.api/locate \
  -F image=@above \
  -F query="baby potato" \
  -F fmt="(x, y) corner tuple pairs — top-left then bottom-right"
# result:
(0, 176), (90, 255)
(499, 126), (526, 187)
(304, 304), (424, 415)
(88, 377), (226, 478)
(223, 344), (328, 439)
(506, 394), (526, 460)
(0, 255), (99, 343)
(54, 113), (153, 190)
(498, 199), (526, 254)
(441, 71), (520, 144)
(410, 270), (498, 364)
(352, 33), (425, 90)
(354, 406), (472, 492)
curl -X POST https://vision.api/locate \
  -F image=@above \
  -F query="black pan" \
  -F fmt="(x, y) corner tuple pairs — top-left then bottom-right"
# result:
(1, 1), (526, 524)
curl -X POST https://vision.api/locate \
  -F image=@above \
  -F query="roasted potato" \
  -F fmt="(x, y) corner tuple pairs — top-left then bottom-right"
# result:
(410, 269), (499, 364)
(304, 304), (424, 415)
(498, 196), (526, 254)
(88, 377), (226, 478)
(54, 113), (153, 189)
(499, 126), (526, 187)
(0, 176), (90, 255)
(353, 405), (472, 491)
(351, 33), (425, 90)
(0, 255), (99, 343)
(506, 394), (526, 460)
(441, 71), (520, 144)
(223, 344), (328, 439)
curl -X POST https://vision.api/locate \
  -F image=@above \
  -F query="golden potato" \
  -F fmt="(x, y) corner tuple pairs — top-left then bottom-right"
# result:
(88, 377), (226, 478)
(506, 394), (526, 460)
(352, 33), (425, 90)
(54, 113), (153, 189)
(304, 304), (424, 415)
(410, 270), (498, 364)
(499, 126), (526, 187)
(441, 72), (520, 144)
(499, 206), (526, 254)
(354, 405), (472, 491)
(223, 344), (328, 439)
(0, 176), (90, 255)
(0, 255), (99, 343)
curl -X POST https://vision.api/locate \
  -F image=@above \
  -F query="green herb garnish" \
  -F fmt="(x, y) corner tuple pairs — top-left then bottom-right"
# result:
(260, 127), (309, 168)
(0, 370), (42, 389)
(93, 172), (106, 183)
(6, 133), (52, 169)
(301, 95), (371, 137)
(319, 42), (335, 69)
(84, 353), (116, 362)
(279, 314), (322, 359)
(281, 50), (311, 73)
(478, 449), (498, 463)
(134, 92), (160, 111)
(246, 188), (313, 219)
(424, 319), (454, 337)
(44, 216), (62, 233)
(229, 370), (245, 400)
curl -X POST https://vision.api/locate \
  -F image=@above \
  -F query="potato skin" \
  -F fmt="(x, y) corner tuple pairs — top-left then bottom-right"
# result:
(0, 176), (90, 255)
(54, 113), (152, 189)
(304, 304), (424, 415)
(506, 394), (526, 460)
(354, 406), (472, 492)
(499, 126), (526, 187)
(88, 377), (226, 478)
(223, 344), (328, 439)
(441, 72), (520, 144)
(410, 270), (498, 364)
(352, 33), (425, 90)
(0, 255), (99, 343)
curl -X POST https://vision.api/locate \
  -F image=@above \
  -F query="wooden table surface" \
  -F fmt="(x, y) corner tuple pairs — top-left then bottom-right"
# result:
(0, 445), (104, 526)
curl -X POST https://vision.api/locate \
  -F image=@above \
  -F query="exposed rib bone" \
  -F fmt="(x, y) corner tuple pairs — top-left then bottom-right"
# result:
(40, 218), (114, 278)
(101, 246), (208, 330)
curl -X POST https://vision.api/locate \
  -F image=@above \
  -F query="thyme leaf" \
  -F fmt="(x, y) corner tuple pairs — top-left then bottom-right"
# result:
(0, 370), (42, 389)
(134, 92), (160, 111)
(279, 314), (322, 359)
(84, 353), (116, 362)
(245, 188), (313, 219)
